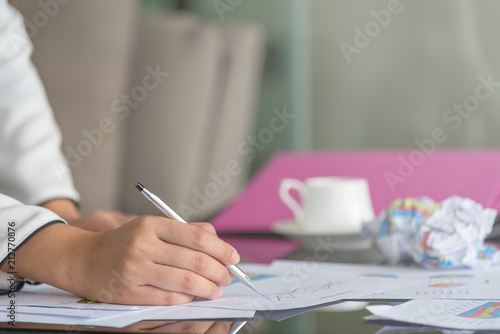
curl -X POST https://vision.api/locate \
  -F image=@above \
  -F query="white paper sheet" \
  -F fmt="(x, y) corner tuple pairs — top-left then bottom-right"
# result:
(0, 284), (153, 311)
(356, 268), (500, 301)
(0, 284), (255, 327)
(367, 299), (500, 330)
(145, 306), (255, 321)
(187, 263), (416, 311)
(270, 260), (500, 301)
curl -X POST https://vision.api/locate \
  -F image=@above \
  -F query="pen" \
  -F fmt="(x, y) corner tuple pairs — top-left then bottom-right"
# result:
(136, 182), (263, 295)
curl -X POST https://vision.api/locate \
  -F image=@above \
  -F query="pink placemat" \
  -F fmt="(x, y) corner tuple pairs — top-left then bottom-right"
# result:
(212, 150), (500, 233)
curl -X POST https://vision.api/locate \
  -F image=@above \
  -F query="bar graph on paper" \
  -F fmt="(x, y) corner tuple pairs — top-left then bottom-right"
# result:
(418, 300), (500, 329)
(360, 270), (500, 300)
(368, 299), (500, 330)
(457, 301), (500, 319)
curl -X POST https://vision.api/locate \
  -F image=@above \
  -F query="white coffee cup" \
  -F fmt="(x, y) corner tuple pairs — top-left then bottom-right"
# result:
(279, 177), (375, 234)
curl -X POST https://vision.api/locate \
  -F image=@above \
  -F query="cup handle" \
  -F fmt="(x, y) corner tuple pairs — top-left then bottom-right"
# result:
(279, 178), (307, 222)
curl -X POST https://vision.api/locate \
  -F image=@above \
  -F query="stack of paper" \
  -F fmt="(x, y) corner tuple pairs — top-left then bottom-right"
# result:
(5, 260), (496, 330)
(0, 261), (419, 328)
(299, 260), (500, 331)
(0, 284), (255, 328)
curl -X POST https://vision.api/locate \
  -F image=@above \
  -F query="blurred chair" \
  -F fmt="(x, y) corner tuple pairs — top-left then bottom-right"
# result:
(120, 14), (265, 220)
(16, 1), (265, 220)
(212, 150), (500, 233)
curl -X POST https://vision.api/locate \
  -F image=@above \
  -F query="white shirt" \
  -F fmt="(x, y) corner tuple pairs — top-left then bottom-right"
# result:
(0, 0), (79, 279)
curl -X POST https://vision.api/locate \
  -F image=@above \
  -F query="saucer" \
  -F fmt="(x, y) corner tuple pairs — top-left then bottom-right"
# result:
(271, 220), (373, 250)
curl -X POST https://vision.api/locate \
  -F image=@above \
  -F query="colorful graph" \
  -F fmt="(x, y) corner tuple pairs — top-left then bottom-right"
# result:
(360, 273), (398, 279)
(428, 274), (474, 288)
(230, 273), (277, 285)
(457, 302), (500, 319)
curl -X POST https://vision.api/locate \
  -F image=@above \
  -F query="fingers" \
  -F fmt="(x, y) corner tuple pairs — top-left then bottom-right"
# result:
(132, 285), (194, 306)
(154, 220), (240, 266)
(146, 262), (224, 300)
(85, 216), (239, 305)
(149, 321), (216, 334)
(206, 322), (232, 334)
(191, 222), (218, 235)
(106, 211), (137, 227)
(150, 240), (232, 287)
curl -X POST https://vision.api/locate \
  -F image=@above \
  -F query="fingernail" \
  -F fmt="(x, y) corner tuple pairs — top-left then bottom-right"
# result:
(225, 276), (234, 286)
(230, 251), (240, 264)
(216, 287), (223, 299)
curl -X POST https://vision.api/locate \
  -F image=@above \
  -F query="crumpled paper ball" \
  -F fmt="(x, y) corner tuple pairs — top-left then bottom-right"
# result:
(375, 196), (498, 269)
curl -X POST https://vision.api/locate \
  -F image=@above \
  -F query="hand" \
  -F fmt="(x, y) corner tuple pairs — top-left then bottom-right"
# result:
(0, 321), (232, 334)
(119, 321), (232, 333)
(71, 215), (239, 305)
(40, 198), (135, 232)
(67, 210), (137, 232)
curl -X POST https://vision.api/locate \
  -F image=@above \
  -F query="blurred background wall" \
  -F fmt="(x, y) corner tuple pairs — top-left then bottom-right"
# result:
(13, 0), (500, 219)
(171, 0), (500, 155)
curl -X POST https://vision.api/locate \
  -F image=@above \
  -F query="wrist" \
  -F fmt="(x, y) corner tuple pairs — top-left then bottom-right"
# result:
(12, 223), (96, 297)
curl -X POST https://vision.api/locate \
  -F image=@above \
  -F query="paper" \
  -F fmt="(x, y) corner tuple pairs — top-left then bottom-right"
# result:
(146, 306), (255, 321)
(367, 299), (500, 330)
(374, 196), (499, 269)
(355, 267), (500, 301)
(0, 284), (153, 311)
(0, 284), (254, 327)
(187, 262), (417, 312)
(270, 260), (500, 302)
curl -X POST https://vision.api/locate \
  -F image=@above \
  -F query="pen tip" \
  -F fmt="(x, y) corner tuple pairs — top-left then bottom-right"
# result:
(136, 183), (144, 191)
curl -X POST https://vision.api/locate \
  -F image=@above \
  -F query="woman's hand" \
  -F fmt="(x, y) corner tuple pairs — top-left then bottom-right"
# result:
(41, 198), (136, 232)
(11, 215), (239, 306)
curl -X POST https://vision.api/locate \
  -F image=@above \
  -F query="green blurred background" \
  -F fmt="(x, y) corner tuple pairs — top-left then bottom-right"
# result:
(142, 0), (500, 176)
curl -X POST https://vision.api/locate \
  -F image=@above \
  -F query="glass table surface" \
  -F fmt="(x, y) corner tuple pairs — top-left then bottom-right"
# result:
(0, 236), (497, 334)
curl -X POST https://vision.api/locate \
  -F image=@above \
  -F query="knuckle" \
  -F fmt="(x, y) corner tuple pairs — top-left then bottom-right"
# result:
(118, 260), (139, 281)
(163, 292), (187, 306)
(181, 272), (200, 292)
(192, 228), (210, 249)
(198, 222), (216, 234)
(224, 245), (234, 262)
(126, 235), (148, 258)
(137, 215), (156, 228)
(192, 253), (210, 272)
(180, 323), (202, 334)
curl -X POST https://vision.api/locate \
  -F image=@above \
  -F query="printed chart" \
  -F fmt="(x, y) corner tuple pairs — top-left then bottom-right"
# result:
(458, 301), (500, 319)
(368, 299), (500, 330)
(359, 270), (499, 300)
(427, 274), (474, 288)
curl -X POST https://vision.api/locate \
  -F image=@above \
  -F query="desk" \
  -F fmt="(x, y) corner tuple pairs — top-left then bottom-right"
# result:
(0, 236), (498, 334)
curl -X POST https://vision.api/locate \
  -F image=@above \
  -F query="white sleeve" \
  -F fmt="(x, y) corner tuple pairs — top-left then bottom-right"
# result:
(0, 193), (66, 289)
(0, 0), (80, 206)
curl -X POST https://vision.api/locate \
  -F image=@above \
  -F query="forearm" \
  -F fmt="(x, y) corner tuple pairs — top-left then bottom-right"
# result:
(40, 198), (81, 224)
(1, 223), (94, 297)
(0, 194), (91, 296)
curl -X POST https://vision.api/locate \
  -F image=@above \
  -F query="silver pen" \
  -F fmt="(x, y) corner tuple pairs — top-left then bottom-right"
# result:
(136, 183), (263, 295)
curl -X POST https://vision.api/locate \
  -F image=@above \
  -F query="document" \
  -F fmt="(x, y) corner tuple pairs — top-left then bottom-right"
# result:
(270, 260), (500, 301)
(355, 267), (500, 301)
(0, 284), (255, 328)
(0, 261), (422, 327)
(367, 299), (500, 330)
(187, 262), (417, 312)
